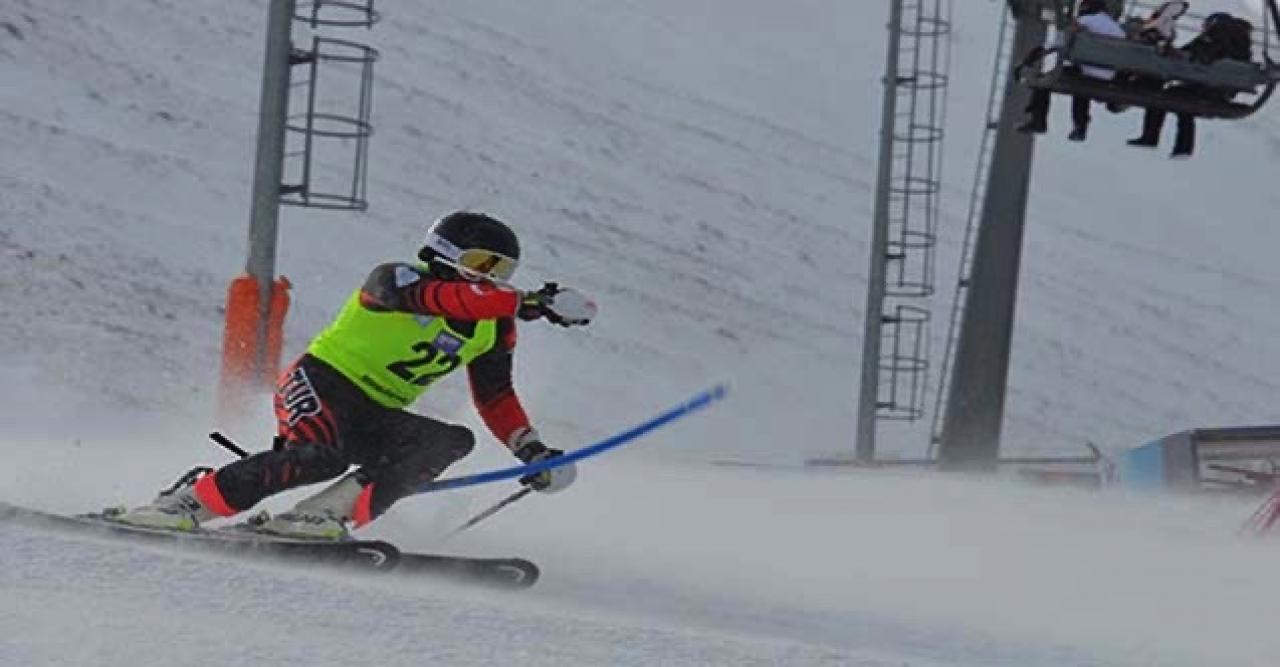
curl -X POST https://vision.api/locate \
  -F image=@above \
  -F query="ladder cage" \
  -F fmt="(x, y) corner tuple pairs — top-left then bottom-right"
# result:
(295, 0), (380, 29)
(878, 0), (951, 411)
(856, 0), (955, 459)
(283, 35), (379, 211)
(872, 0), (953, 424)
(883, 1), (950, 301)
(877, 305), (931, 421)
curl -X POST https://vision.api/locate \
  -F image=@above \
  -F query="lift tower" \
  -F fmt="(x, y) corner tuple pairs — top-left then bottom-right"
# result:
(855, 0), (953, 462)
(934, 3), (1044, 470)
(934, 0), (1279, 469)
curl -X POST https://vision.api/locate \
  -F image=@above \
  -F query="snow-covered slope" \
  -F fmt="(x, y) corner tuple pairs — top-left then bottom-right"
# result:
(4, 0), (1280, 665)
(6, 459), (1280, 667)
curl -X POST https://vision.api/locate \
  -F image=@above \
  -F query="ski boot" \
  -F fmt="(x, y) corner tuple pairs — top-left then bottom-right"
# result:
(108, 467), (219, 532)
(249, 474), (361, 541)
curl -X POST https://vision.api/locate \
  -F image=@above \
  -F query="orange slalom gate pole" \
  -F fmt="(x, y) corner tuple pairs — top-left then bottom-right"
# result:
(217, 274), (262, 426)
(263, 276), (292, 388)
(217, 274), (290, 426)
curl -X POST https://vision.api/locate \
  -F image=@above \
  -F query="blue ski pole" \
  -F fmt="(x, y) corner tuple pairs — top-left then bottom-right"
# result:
(414, 384), (728, 495)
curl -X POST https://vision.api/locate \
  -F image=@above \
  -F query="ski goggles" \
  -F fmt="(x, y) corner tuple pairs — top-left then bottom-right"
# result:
(456, 248), (518, 282)
(423, 232), (518, 282)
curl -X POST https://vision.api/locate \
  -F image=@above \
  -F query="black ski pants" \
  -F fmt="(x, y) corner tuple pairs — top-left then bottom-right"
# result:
(211, 354), (474, 520)
(1136, 106), (1195, 155)
(1134, 81), (1232, 156)
(1026, 88), (1092, 131)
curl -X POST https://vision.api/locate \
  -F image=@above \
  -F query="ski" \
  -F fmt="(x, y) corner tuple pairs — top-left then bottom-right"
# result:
(0, 500), (400, 567)
(394, 552), (539, 588)
(0, 501), (537, 589)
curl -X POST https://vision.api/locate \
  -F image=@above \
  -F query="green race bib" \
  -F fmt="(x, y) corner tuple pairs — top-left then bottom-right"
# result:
(308, 290), (497, 408)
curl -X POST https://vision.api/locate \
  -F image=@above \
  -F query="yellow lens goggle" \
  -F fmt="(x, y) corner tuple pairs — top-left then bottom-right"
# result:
(424, 231), (519, 283)
(456, 248), (518, 282)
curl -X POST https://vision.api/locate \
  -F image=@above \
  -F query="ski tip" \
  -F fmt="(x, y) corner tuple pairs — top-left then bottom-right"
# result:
(505, 559), (540, 588)
(392, 554), (540, 589)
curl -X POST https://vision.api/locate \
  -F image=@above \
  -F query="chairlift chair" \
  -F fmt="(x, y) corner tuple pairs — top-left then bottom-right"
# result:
(1016, 0), (1280, 120)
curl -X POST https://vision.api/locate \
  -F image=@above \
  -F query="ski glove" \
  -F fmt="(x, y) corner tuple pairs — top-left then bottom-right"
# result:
(514, 440), (577, 494)
(518, 283), (597, 327)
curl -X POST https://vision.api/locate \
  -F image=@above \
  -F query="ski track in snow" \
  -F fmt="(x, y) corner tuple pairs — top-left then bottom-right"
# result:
(4, 0), (1280, 664)
(6, 456), (1280, 666)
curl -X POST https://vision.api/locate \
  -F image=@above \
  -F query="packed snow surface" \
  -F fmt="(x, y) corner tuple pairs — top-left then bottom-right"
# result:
(3, 0), (1280, 664)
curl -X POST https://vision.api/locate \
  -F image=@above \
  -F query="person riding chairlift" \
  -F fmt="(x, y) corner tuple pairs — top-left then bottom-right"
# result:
(1110, 2), (1191, 111)
(1133, 0), (1190, 51)
(1018, 0), (1127, 142)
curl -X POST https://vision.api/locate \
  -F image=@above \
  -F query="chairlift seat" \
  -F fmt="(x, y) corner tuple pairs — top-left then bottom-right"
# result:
(1067, 32), (1275, 93)
(1026, 69), (1256, 118)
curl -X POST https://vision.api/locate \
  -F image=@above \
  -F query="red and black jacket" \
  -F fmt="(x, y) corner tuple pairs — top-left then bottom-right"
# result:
(358, 262), (534, 449)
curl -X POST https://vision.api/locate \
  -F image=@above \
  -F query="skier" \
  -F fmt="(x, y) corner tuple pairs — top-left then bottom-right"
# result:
(1018, 0), (1127, 141)
(112, 211), (594, 540)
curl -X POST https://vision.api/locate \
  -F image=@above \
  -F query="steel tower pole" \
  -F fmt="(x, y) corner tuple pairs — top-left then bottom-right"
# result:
(245, 0), (296, 372)
(936, 14), (1046, 470)
(855, 0), (907, 463)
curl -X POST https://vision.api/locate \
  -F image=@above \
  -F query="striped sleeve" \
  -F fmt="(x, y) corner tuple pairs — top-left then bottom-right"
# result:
(467, 319), (531, 448)
(359, 263), (520, 320)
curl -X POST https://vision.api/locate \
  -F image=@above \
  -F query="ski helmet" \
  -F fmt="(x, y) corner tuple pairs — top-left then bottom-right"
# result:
(1203, 12), (1233, 33)
(418, 211), (521, 282)
(1078, 0), (1108, 16)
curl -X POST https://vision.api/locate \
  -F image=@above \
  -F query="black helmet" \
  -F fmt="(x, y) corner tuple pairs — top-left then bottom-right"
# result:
(1078, 0), (1108, 15)
(1203, 12), (1233, 32)
(418, 211), (521, 282)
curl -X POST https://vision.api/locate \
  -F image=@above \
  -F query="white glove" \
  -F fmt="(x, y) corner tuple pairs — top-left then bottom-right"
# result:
(518, 283), (597, 327)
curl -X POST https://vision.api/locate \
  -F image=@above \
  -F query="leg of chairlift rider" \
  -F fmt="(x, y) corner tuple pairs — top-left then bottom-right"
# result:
(1170, 112), (1195, 159)
(1018, 89), (1051, 135)
(1128, 107), (1165, 148)
(1068, 95), (1091, 142)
